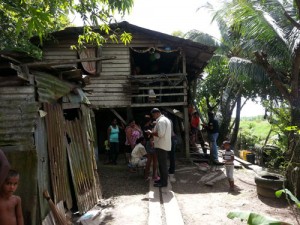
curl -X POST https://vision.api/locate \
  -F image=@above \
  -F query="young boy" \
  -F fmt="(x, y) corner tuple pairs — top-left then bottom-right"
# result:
(222, 141), (235, 191)
(0, 169), (24, 225)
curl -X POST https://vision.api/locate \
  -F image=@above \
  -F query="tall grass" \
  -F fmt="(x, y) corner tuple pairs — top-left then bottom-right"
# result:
(239, 119), (271, 139)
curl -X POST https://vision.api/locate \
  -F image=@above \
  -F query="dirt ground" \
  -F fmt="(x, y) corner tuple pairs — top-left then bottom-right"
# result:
(92, 154), (299, 225)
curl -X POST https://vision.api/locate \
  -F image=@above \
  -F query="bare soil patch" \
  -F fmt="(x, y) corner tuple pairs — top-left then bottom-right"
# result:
(95, 155), (299, 225)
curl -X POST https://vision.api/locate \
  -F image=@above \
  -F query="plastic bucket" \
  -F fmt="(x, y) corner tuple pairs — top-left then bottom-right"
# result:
(246, 153), (255, 164)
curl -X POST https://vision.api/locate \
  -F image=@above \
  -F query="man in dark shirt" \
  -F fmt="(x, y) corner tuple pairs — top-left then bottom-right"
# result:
(207, 112), (219, 163)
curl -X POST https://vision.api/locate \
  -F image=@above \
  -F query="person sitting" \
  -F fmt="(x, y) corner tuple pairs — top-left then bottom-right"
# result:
(129, 137), (147, 172)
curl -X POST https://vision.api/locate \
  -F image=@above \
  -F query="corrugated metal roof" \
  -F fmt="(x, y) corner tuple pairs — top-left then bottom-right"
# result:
(34, 71), (75, 103)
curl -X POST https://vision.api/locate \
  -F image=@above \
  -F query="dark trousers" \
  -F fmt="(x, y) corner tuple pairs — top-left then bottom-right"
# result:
(169, 137), (178, 174)
(156, 148), (168, 186)
(109, 142), (119, 163)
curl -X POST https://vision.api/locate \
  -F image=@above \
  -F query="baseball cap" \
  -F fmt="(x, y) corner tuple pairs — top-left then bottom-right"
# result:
(151, 108), (160, 113)
(223, 140), (231, 145)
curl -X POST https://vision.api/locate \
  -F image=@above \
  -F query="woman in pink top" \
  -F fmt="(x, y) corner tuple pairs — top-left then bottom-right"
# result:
(124, 119), (142, 163)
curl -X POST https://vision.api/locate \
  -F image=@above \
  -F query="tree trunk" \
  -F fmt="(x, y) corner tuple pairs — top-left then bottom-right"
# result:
(286, 102), (300, 198)
(218, 90), (236, 146)
(231, 94), (241, 155)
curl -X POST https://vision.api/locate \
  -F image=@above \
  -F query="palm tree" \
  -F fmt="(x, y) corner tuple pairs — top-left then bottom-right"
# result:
(186, 21), (266, 149)
(212, 0), (300, 197)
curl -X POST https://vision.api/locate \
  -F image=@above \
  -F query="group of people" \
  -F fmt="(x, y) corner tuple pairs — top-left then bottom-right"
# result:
(189, 109), (236, 191)
(106, 108), (177, 188)
(189, 109), (219, 162)
(0, 149), (24, 225)
(106, 108), (235, 191)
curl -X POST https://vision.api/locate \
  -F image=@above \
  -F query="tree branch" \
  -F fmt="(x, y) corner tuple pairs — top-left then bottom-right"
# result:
(290, 47), (300, 100)
(295, 0), (300, 19)
(283, 11), (300, 30)
(254, 51), (291, 102)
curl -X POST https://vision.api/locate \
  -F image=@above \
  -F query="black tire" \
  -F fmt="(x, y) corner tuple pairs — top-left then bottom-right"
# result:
(255, 171), (286, 198)
(256, 185), (277, 198)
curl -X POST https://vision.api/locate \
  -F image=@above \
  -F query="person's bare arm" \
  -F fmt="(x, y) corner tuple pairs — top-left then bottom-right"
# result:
(107, 127), (111, 146)
(0, 149), (10, 187)
(16, 196), (24, 225)
(126, 128), (134, 148)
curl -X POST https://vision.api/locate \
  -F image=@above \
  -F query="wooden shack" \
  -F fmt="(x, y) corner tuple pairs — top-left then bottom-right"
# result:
(36, 21), (216, 157)
(0, 51), (101, 225)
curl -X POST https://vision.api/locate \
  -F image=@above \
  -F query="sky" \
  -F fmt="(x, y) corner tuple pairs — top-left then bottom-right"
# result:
(119, 0), (221, 39)
(239, 99), (265, 117)
(70, 0), (265, 117)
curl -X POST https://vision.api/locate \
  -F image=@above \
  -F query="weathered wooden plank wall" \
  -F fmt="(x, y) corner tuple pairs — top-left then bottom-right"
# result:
(41, 32), (175, 109)
(85, 33), (167, 108)
(0, 86), (38, 148)
(43, 47), (77, 68)
(86, 45), (131, 107)
(0, 85), (39, 225)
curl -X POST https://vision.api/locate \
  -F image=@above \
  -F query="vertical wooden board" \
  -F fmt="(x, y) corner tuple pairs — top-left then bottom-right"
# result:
(35, 116), (51, 220)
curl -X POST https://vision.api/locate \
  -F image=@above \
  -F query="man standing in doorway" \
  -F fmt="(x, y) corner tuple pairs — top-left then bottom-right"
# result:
(207, 112), (220, 163)
(146, 108), (171, 188)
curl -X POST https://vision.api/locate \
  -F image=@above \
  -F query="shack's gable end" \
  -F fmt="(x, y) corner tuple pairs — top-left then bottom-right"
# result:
(38, 22), (215, 108)
(41, 36), (185, 108)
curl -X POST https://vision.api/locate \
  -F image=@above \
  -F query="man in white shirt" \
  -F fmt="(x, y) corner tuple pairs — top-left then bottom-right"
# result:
(146, 108), (171, 187)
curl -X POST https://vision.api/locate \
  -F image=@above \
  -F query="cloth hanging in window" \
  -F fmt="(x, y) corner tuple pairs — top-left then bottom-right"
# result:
(78, 48), (96, 75)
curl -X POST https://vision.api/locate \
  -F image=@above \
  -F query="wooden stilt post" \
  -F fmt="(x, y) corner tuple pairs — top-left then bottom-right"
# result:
(181, 49), (190, 159)
(184, 106), (190, 159)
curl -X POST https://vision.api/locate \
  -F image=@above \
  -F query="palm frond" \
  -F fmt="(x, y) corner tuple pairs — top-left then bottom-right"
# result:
(228, 57), (269, 82)
(184, 30), (220, 47)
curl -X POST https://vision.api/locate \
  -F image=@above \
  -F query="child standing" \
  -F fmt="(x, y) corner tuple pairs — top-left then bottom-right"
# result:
(0, 169), (24, 225)
(222, 141), (235, 191)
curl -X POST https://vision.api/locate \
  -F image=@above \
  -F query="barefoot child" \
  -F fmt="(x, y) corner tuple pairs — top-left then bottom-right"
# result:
(222, 141), (235, 191)
(0, 169), (24, 225)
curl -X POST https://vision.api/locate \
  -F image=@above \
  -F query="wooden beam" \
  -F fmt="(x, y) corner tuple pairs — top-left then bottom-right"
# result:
(110, 109), (127, 125)
(162, 107), (183, 119)
(131, 102), (187, 108)
(62, 103), (80, 109)
(23, 56), (116, 67)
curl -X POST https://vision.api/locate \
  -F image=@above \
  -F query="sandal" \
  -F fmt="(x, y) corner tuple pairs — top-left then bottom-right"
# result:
(152, 176), (160, 181)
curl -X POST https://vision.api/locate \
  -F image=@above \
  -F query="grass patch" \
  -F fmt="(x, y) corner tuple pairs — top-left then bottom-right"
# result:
(239, 120), (271, 139)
